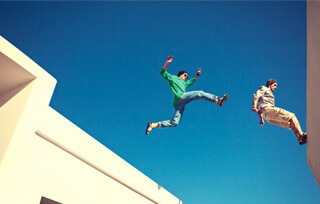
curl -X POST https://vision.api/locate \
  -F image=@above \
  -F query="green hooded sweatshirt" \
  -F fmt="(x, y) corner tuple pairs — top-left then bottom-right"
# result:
(160, 69), (196, 106)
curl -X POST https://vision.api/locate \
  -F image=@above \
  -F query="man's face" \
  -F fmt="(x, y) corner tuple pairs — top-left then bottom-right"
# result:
(270, 83), (277, 91)
(179, 73), (188, 81)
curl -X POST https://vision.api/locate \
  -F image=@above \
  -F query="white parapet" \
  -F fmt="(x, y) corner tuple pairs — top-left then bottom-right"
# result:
(307, 1), (320, 187)
(0, 36), (183, 204)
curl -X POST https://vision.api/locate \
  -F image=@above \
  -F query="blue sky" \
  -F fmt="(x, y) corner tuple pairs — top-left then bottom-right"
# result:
(1, 1), (319, 203)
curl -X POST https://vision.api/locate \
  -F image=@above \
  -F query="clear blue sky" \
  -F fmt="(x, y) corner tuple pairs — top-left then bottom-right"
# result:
(1, 1), (319, 203)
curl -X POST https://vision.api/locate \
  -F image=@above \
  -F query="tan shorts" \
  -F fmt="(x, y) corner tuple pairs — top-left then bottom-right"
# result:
(261, 106), (295, 129)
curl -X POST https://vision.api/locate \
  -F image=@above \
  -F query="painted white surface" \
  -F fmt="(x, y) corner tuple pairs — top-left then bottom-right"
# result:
(307, 1), (320, 187)
(0, 36), (182, 204)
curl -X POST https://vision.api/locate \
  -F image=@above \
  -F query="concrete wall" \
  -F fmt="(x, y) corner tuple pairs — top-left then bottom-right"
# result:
(307, 1), (320, 187)
(0, 36), (182, 204)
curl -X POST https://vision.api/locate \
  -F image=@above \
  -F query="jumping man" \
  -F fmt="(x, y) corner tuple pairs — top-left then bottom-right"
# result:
(252, 79), (307, 145)
(145, 56), (229, 135)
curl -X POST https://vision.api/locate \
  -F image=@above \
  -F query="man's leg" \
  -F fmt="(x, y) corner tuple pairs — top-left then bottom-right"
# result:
(179, 90), (218, 105)
(145, 106), (185, 135)
(289, 115), (305, 139)
(159, 106), (185, 128)
(263, 107), (293, 129)
(263, 107), (306, 143)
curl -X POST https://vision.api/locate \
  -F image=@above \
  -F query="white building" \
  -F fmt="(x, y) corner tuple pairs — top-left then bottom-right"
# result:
(0, 36), (183, 204)
(307, 0), (320, 188)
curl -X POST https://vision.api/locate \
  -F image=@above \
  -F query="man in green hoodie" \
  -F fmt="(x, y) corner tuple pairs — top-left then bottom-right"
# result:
(145, 56), (229, 135)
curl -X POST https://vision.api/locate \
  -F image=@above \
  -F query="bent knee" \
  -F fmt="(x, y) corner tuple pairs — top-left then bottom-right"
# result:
(197, 90), (205, 96)
(170, 120), (180, 127)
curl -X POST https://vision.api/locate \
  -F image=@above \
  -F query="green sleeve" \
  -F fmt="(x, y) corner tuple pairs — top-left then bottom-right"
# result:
(160, 69), (172, 80)
(185, 77), (196, 88)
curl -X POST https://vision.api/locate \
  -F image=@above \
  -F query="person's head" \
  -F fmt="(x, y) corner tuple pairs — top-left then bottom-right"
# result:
(178, 71), (188, 80)
(266, 79), (277, 91)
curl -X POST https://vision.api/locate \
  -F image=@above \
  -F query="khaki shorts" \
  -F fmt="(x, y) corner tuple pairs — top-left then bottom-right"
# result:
(261, 106), (295, 129)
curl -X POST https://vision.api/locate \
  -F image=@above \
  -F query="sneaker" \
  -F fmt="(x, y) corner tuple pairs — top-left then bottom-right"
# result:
(217, 94), (229, 106)
(145, 122), (153, 135)
(298, 133), (307, 145)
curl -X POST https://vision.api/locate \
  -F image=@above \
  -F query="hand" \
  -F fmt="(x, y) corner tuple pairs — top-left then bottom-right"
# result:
(166, 56), (173, 63)
(259, 119), (265, 126)
(251, 107), (258, 112)
(197, 68), (202, 75)
(162, 56), (173, 70)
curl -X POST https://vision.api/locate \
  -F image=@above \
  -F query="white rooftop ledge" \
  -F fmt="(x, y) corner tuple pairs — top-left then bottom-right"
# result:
(0, 36), (183, 204)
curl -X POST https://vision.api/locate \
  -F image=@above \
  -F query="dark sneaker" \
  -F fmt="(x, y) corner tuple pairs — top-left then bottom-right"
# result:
(145, 122), (152, 135)
(217, 94), (229, 106)
(298, 133), (307, 145)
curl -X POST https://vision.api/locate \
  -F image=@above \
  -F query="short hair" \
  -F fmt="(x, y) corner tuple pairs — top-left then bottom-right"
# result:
(177, 71), (188, 77)
(266, 79), (277, 87)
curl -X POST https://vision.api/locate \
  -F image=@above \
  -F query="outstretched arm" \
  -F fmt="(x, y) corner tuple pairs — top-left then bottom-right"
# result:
(162, 56), (173, 70)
